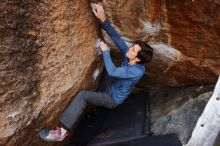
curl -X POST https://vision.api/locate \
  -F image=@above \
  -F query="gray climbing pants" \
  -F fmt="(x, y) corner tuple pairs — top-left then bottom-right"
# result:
(60, 90), (118, 129)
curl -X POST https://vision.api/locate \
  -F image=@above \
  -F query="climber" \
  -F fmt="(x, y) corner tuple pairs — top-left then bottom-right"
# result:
(39, 3), (153, 142)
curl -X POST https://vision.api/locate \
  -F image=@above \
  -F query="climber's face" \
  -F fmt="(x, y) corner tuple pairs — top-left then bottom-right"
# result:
(126, 44), (141, 61)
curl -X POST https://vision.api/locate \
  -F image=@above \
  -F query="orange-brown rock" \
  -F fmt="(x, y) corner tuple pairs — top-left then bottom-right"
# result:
(0, 0), (102, 145)
(0, 0), (219, 146)
(102, 0), (219, 88)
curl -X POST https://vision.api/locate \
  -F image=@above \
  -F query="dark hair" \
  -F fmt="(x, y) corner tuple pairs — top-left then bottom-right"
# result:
(135, 40), (153, 64)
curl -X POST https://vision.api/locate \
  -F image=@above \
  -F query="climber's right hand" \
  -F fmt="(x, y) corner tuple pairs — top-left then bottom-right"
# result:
(91, 4), (106, 22)
(98, 41), (109, 52)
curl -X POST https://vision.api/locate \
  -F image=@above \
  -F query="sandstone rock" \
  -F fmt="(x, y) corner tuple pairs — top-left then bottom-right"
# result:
(150, 85), (214, 144)
(101, 0), (219, 88)
(0, 0), (101, 145)
(0, 0), (219, 145)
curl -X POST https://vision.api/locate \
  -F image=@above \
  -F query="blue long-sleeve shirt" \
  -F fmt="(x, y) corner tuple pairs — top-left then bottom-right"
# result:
(101, 19), (145, 104)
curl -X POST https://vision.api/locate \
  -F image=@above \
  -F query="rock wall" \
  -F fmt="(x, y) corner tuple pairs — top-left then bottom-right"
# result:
(0, 0), (219, 145)
(150, 85), (214, 144)
(0, 0), (102, 145)
(101, 0), (219, 88)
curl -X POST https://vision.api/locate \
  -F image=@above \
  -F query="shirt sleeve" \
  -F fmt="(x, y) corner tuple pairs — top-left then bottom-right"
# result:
(102, 51), (140, 79)
(102, 19), (128, 56)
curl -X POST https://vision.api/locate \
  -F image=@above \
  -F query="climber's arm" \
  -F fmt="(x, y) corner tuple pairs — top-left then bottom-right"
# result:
(92, 4), (128, 56)
(97, 41), (138, 78)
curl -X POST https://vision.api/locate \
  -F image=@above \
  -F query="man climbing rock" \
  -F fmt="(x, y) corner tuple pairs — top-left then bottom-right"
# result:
(39, 4), (153, 142)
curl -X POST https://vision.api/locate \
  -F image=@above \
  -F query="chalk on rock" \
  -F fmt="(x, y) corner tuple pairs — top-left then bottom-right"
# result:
(95, 38), (102, 55)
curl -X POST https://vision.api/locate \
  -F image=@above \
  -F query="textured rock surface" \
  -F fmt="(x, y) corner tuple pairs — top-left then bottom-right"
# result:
(0, 0), (219, 146)
(0, 0), (102, 145)
(101, 0), (219, 88)
(150, 85), (214, 144)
